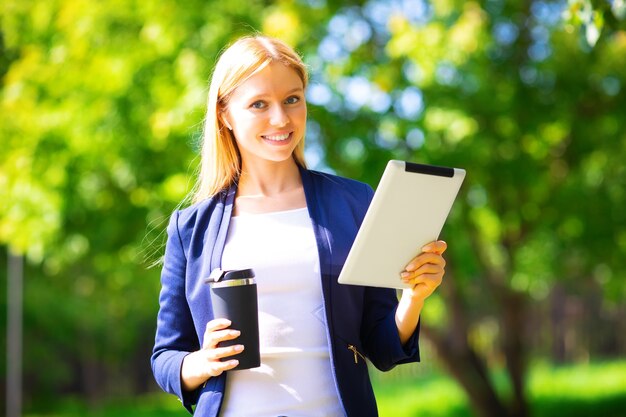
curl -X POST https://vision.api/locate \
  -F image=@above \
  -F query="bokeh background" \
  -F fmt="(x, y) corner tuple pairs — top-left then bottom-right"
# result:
(2, 0), (626, 416)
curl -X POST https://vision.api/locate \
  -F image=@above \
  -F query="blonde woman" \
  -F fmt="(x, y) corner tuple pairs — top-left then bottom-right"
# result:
(151, 35), (447, 417)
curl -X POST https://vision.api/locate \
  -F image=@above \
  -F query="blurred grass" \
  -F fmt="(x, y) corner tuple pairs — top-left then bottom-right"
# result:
(374, 371), (471, 417)
(25, 393), (182, 417)
(25, 360), (626, 417)
(374, 359), (626, 417)
(527, 360), (626, 417)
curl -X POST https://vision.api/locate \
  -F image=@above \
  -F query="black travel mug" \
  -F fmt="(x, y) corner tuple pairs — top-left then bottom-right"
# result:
(205, 268), (260, 370)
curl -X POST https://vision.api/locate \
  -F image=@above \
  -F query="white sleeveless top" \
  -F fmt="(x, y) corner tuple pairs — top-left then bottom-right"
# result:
(219, 207), (344, 417)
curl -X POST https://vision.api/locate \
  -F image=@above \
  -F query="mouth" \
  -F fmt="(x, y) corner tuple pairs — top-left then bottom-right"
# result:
(261, 132), (293, 144)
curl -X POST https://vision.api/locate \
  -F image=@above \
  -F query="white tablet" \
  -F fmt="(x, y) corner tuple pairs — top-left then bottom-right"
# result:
(337, 160), (465, 289)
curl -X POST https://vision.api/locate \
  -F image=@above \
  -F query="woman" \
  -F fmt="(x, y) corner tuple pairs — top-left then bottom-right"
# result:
(151, 35), (447, 417)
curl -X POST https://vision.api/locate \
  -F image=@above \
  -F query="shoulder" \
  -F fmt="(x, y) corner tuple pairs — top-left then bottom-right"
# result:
(303, 169), (374, 224)
(176, 197), (218, 224)
(306, 169), (374, 203)
(167, 194), (224, 241)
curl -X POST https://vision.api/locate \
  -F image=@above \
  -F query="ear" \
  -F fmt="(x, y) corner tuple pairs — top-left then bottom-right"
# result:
(219, 111), (233, 131)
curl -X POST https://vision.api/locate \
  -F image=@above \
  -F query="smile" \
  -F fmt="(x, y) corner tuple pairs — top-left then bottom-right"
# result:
(262, 132), (292, 142)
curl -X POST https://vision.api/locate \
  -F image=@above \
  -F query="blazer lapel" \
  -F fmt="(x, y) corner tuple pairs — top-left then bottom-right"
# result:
(300, 166), (334, 310)
(206, 183), (237, 275)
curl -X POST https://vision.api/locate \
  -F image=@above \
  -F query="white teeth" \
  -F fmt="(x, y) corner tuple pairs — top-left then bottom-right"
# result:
(263, 133), (290, 141)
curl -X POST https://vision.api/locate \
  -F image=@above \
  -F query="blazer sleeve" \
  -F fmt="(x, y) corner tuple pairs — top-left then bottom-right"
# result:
(151, 210), (200, 413)
(360, 287), (421, 371)
(358, 184), (421, 371)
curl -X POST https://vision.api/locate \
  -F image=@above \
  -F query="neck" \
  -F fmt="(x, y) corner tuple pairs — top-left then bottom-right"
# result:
(238, 158), (302, 197)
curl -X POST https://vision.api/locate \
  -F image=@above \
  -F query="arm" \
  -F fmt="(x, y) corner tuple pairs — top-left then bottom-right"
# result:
(396, 240), (447, 344)
(359, 241), (446, 371)
(151, 211), (200, 412)
(151, 212), (244, 409)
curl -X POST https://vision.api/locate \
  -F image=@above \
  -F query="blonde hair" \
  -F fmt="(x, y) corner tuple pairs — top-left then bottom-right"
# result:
(192, 35), (309, 203)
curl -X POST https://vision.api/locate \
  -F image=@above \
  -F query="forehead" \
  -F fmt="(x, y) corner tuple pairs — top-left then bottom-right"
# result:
(230, 62), (304, 101)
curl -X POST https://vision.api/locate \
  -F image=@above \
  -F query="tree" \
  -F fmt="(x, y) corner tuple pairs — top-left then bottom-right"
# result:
(2, 0), (625, 415)
(307, 1), (626, 416)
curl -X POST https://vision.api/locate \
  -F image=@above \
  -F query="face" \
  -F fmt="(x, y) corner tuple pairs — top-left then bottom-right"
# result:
(221, 62), (307, 167)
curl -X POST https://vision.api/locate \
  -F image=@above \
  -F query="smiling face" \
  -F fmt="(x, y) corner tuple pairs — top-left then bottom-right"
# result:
(221, 62), (307, 169)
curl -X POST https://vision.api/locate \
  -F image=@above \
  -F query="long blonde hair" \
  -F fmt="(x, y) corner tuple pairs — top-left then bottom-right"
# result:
(192, 35), (309, 203)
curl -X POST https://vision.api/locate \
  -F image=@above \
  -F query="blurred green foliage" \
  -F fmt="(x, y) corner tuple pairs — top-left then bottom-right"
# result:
(22, 360), (626, 416)
(2, 0), (626, 415)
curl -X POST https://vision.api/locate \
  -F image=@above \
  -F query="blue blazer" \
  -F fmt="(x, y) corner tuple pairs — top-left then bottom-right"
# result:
(151, 167), (421, 416)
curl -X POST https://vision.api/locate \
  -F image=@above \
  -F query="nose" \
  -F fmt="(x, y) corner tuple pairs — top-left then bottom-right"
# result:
(269, 104), (289, 127)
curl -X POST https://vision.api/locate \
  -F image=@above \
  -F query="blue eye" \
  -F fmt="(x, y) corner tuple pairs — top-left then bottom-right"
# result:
(251, 101), (266, 109)
(285, 96), (300, 104)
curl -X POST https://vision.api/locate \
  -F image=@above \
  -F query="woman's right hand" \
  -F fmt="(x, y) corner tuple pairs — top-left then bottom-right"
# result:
(181, 318), (244, 391)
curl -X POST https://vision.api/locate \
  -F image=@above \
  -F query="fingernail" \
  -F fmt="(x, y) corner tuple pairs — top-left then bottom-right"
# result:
(230, 360), (239, 366)
(232, 330), (241, 336)
(401, 272), (410, 278)
(235, 345), (244, 352)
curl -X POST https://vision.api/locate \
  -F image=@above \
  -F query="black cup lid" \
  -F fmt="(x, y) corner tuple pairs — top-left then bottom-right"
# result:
(205, 268), (255, 284)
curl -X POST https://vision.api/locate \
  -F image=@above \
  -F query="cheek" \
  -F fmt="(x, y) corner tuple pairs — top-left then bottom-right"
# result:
(231, 115), (259, 137)
(291, 105), (307, 125)
(227, 106), (255, 125)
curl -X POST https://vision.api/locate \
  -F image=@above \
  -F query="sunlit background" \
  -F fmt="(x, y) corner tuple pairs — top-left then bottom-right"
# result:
(2, 0), (626, 416)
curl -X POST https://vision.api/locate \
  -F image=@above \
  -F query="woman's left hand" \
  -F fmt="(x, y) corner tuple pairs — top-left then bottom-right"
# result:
(400, 240), (447, 301)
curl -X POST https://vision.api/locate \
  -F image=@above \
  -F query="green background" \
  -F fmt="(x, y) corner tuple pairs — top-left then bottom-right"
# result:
(2, 0), (625, 416)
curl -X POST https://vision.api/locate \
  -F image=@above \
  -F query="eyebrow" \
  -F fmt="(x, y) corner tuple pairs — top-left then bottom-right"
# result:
(244, 87), (304, 101)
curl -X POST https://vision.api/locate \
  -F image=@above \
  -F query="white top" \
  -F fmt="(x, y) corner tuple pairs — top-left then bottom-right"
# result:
(219, 207), (344, 417)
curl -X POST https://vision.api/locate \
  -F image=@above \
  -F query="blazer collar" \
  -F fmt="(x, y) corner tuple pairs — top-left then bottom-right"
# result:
(208, 165), (325, 273)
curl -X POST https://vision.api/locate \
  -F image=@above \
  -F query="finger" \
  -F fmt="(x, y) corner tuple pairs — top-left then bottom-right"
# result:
(209, 359), (240, 377)
(203, 319), (234, 349)
(402, 272), (443, 289)
(203, 328), (241, 350)
(407, 272), (444, 289)
(404, 253), (446, 272)
(422, 240), (447, 254)
(206, 318), (232, 333)
(206, 344), (245, 361)
(401, 264), (443, 281)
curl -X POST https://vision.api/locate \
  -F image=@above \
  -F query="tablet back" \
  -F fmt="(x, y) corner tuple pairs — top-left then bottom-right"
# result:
(337, 160), (465, 289)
